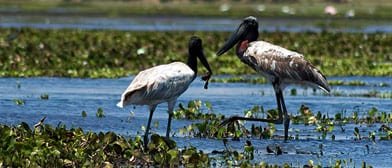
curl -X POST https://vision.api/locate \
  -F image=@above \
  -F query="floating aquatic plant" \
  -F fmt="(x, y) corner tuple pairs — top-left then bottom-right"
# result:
(176, 100), (391, 141)
(81, 111), (87, 118)
(13, 98), (25, 106)
(40, 93), (49, 100)
(96, 107), (105, 118)
(0, 121), (210, 167)
(0, 28), (391, 78)
(173, 100), (219, 120)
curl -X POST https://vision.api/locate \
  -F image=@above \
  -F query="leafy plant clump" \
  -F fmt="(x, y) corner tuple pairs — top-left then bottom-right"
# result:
(0, 122), (209, 167)
(176, 100), (392, 141)
(40, 93), (49, 100)
(1, 121), (364, 168)
(173, 100), (220, 120)
(0, 28), (391, 78)
(13, 98), (25, 106)
(177, 102), (276, 140)
(96, 107), (105, 118)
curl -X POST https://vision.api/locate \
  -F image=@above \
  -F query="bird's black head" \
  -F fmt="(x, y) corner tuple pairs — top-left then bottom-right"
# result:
(187, 36), (213, 89)
(216, 16), (259, 56)
(189, 36), (203, 54)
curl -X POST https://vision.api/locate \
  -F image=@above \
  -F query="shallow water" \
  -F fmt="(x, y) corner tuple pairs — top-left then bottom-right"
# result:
(0, 15), (392, 33)
(0, 76), (391, 166)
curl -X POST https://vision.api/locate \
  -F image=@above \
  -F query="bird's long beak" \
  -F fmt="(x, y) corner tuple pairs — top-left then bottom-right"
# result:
(216, 22), (248, 56)
(198, 51), (213, 89)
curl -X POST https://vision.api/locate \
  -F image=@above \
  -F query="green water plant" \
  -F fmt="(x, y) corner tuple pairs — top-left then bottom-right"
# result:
(354, 127), (361, 140)
(13, 98), (25, 105)
(173, 100), (219, 120)
(316, 115), (334, 140)
(177, 101), (391, 141)
(0, 28), (391, 78)
(328, 80), (366, 86)
(40, 93), (49, 100)
(96, 107), (105, 118)
(178, 102), (277, 139)
(0, 121), (209, 167)
(81, 111), (87, 118)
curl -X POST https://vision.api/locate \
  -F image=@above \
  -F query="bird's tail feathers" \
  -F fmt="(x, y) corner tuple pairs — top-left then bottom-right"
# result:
(117, 101), (124, 108)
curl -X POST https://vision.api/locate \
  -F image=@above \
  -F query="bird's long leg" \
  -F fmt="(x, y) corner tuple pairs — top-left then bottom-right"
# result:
(274, 87), (283, 123)
(278, 90), (290, 142)
(144, 105), (157, 149)
(166, 100), (176, 138)
(220, 83), (284, 126)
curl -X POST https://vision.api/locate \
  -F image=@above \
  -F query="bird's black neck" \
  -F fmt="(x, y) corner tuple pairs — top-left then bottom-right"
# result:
(187, 54), (198, 75)
(236, 29), (259, 57)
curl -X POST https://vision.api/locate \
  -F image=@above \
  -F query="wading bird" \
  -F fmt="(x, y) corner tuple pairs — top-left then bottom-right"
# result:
(117, 36), (212, 148)
(217, 16), (330, 141)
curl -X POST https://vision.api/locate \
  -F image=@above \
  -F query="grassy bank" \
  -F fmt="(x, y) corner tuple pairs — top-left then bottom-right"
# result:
(0, 28), (391, 78)
(0, 0), (392, 20)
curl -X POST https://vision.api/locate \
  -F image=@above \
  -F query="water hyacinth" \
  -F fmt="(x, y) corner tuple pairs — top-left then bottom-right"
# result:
(0, 122), (209, 167)
(40, 93), (49, 100)
(0, 28), (391, 78)
(0, 98), (387, 166)
(172, 100), (392, 141)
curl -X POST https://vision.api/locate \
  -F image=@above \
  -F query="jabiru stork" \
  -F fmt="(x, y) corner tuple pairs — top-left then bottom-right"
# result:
(117, 36), (212, 147)
(217, 16), (330, 141)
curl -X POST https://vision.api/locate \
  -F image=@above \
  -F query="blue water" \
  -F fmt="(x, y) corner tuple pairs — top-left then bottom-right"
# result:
(0, 77), (391, 167)
(0, 15), (391, 33)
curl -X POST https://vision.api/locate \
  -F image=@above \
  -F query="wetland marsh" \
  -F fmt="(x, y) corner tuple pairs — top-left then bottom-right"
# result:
(0, 0), (392, 166)
(1, 76), (391, 167)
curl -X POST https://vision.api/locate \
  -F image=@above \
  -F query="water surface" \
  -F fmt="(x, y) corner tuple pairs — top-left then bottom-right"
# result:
(0, 77), (391, 166)
(1, 15), (391, 33)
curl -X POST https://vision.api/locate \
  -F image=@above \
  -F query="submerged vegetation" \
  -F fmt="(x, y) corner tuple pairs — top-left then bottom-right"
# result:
(1, 120), (375, 167)
(0, 99), (387, 166)
(174, 100), (392, 141)
(0, 28), (391, 78)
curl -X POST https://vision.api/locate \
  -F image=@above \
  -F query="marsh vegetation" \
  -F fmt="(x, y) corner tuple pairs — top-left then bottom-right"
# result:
(0, 28), (391, 78)
(0, 0), (391, 167)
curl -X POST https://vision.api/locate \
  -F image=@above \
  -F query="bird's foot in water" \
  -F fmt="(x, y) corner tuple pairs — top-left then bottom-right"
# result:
(266, 144), (286, 155)
(219, 116), (239, 127)
(219, 116), (249, 140)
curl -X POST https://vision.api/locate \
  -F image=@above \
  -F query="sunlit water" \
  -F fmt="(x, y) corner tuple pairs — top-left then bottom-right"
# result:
(0, 77), (391, 167)
(0, 15), (392, 33)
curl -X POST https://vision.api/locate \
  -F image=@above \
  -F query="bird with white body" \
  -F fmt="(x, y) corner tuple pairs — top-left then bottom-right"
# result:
(217, 16), (330, 141)
(117, 36), (212, 148)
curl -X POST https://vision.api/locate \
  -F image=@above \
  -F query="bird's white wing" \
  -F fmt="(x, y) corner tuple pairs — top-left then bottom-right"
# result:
(118, 62), (195, 107)
(143, 62), (196, 100)
(243, 41), (330, 92)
